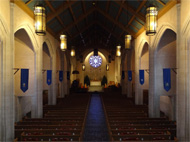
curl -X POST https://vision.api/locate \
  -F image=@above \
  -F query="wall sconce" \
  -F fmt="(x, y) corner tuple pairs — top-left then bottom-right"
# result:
(71, 46), (75, 57)
(106, 64), (109, 71)
(82, 64), (85, 71)
(116, 45), (121, 57)
(146, 5), (158, 36)
(60, 34), (67, 51)
(125, 35), (132, 49)
(34, 4), (46, 36)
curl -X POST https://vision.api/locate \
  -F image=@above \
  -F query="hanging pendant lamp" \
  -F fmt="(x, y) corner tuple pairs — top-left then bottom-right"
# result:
(60, 34), (67, 51)
(146, 4), (158, 36)
(34, 4), (46, 36)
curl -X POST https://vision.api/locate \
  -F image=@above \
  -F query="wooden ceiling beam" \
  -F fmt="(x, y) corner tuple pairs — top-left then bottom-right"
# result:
(156, 0), (166, 6)
(69, 21), (95, 42)
(47, 1), (76, 22)
(14, 0), (34, 18)
(119, 0), (147, 38)
(106, 0), (124, 46)
(115, 0), (125, 21)
(96, 7), (136, 38)
(134, 18), (144, 26)
(56, 7), (96, 36)
(44, 0), (71, 37)
(81, 0), (88, 26)
(158, 0), (177, 19)
(114, 1), (145, 23)
(68, 3), (79, 32)
(96, 22), (123, 44)
(25, 0), (33, 5)
(103, 0), (110, 26)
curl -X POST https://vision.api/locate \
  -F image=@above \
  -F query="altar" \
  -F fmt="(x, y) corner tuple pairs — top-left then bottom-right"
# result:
(90, 80), (101, 86)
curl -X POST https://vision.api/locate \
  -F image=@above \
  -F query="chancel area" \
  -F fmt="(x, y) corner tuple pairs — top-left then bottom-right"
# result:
(0, 0), (190, 141)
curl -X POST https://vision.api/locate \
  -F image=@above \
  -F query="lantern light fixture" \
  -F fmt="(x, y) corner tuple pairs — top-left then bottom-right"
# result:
(60, 34), (67, 51)
(106, 64), (109, 71)
(82, 64), (85, 71)
(116, 45), (121, 57)
(146, 4), (158, 36)
(71, 46), (75, 57)
(125, 35), (132, 49)
(34, 4), (46, 36)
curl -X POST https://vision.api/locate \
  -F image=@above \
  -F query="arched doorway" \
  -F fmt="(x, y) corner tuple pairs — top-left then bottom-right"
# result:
(156, 29), (176, 120)
(140, 43), (149, 105)
(14, 29), (35, 121)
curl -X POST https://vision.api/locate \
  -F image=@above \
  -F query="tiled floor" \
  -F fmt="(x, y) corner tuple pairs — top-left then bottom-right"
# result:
(83, 93), (110, 141)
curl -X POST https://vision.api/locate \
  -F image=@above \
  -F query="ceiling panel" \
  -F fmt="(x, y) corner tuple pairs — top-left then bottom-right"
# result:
(18, 0), (175, 52)
(59, 9), (73, 26)
(85, 1), (93, 11)
(77, 20), (86, 31)
(50, 1), (66, 9)
(108, 1), (120, 19)
(48, 19), (62, 33)
(72, 1), (83, 18)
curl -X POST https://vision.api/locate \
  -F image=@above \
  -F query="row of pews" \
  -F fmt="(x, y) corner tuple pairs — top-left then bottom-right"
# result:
(101, 94), (177, 141)
(14, 93), (90, 141)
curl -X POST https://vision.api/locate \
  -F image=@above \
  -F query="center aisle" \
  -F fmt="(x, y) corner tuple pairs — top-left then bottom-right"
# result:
(83, 93), (110, 141)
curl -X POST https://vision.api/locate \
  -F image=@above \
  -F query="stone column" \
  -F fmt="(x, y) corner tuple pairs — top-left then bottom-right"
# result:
(51, 52), (57, 105)
(176, 3), (188, 141)
(149, 37), (160, 118)
(127, 51), (132, 98)
(121, 52), (127, 96)
(33, 37), (43, 118)
(135, 40), (142, 104)
(115, 56), (121, 84)
(1, 2), (15, 141)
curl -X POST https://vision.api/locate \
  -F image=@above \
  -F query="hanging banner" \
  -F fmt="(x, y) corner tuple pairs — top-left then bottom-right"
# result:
(122, 71), (125, 80)
(47, 70), (52, 85)
(128, 70), (132, 81)
(139, 70), (144, 85)
(20, 69), (29, 92)
(67, 71), (70, 80)
(163, 68), (171, 92)
(59, 71), (63, 82)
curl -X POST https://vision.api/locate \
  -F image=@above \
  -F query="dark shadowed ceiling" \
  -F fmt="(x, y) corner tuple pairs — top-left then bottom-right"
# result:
(15, 0), (177, 53)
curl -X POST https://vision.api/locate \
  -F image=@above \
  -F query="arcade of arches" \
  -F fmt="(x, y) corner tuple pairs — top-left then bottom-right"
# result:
(1, 0), (190, 141)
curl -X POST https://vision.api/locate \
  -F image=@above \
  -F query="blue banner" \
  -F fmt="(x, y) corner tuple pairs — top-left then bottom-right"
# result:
(163, 68), (171, 92)
(122, 71), (125, 80)
(59, 71), (63, 82)
(128, 70), (132, 81)
(21, 69), (29, 92)
(67, 71), (70, 80)
(47, 70), (52, 85)
(139, 70), (144, 85)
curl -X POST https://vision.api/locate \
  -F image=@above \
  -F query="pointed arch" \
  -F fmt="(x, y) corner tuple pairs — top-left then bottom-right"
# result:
(152, 23), (176, 53)
(14, 24), (39, 53)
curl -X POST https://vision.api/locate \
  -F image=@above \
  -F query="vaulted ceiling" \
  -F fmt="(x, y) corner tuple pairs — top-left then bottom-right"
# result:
(15, 0), (177, 53)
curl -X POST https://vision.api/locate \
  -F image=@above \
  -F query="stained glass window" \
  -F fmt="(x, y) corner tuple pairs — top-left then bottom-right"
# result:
(89, 55), (102, 68)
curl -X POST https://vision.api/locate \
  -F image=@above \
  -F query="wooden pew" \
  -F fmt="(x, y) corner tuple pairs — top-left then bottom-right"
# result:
(21, 132), (80, 141)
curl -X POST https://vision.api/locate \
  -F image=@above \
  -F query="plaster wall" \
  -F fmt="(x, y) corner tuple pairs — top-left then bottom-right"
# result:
(0, 1), (10, 29)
